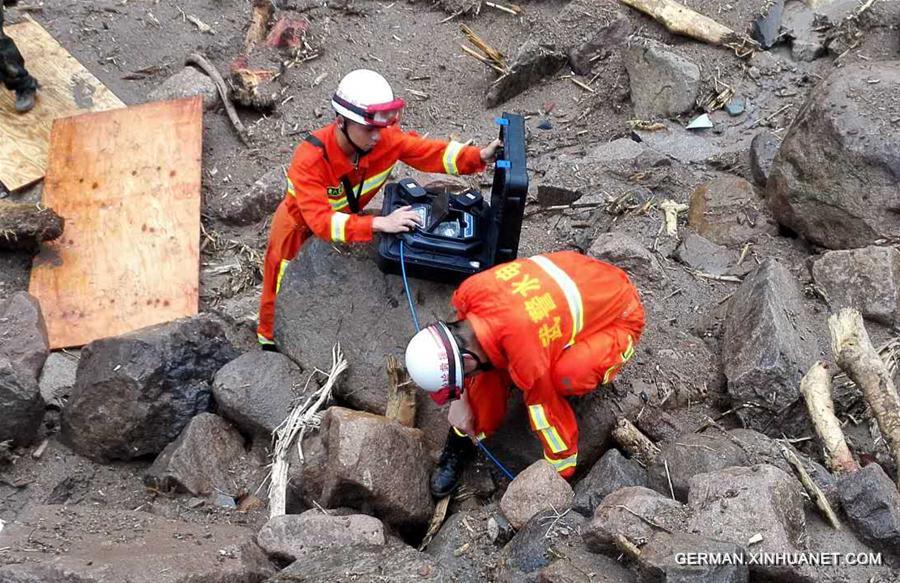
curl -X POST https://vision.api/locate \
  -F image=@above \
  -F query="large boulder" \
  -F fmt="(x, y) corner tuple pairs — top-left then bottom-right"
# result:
(212, 351), (303, 437)
(749, 130), (780, 188)
(274, 238), (454, 415)
(721, 260), (818, 433)
(687, 464), (806, 581)
(500, 460), (574, 529)
(588, 232), (663, 283)
(687, 175), (777, 248)
(837, 463), (900, 551)
(647, 433), (750, 502)
(147, 66), (219, 110)
(767, 61), (900, 249)
(674, 231), (737, 276)
(318, 406), (433, 532)
(625, 41), (700, 118)
(144, 413), (247, 496)
(268, 541), (443, 582)
(640, 532), (749, 583)
(573, 448), (649, 516)
(583, 486), (687, 552)
(0, 504), (275, 583)
(568, 12), (632, 76)
(0, 291), (49, 380)
(60, 315), (238, 462)
(485, 41), (567, 108)
(811, 246), (900, 327)
(424, 506), (498, 582)
(498, 508), (588, 575)
(0, 357), (45, 445)
(257, 510), (386, 562)
(214, 167), (286, 226)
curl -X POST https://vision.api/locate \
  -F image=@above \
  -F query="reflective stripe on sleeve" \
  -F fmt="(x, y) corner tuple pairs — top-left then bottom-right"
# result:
(442, 141), (464, 176)
(330, 213), (350, 242)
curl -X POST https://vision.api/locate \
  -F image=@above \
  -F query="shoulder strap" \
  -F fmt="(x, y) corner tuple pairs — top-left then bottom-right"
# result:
(304, 134), (361, 214)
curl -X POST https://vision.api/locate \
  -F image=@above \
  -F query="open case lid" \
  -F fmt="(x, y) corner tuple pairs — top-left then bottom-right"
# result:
(489, 112), (528, 265)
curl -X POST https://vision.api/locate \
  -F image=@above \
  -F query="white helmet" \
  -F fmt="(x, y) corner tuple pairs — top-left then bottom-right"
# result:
(405, 323), (463, 393)
(332, 69), (405, 127)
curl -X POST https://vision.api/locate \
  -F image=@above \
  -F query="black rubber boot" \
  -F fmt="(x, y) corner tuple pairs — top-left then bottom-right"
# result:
(260, 343), (279, 353)
(14, 84), (34, 113)
(430, 429), (476, 498)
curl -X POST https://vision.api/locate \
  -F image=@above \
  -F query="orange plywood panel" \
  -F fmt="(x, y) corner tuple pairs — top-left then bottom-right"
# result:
(29, 97), (203, 348)
(0, 16), (124, 191)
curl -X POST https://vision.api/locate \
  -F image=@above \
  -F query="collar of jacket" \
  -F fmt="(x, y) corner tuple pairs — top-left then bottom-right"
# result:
(314, 122), (376, 178)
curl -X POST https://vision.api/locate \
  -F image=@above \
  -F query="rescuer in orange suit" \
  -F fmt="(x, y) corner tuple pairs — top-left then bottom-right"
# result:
(257, 69), (501, 349)
(405, 251), (645, 497)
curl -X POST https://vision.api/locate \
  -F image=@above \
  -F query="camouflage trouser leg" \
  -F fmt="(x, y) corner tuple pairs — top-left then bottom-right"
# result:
(0, 28), (36, 92)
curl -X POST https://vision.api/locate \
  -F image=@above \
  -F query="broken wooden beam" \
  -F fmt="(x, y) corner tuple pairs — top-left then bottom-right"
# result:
(799, 360), (860, 474)
(618, 0), (759, 53)
(244, 0), (274, 52)
(829, 308), (900, 489)
(0, 200), (63, 251)
(612, 417), (660, 466)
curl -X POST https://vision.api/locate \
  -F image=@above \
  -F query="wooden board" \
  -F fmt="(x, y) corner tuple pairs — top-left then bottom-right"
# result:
(29, 98), (203, 349)
(0, 16), (124, 191)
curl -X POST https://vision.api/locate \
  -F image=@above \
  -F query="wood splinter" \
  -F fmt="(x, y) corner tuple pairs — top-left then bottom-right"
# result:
(779, 443), (842, 530)
(385, 355), (417, 428)
(799, 360), (860, 475)
(612, 417), (661, 466)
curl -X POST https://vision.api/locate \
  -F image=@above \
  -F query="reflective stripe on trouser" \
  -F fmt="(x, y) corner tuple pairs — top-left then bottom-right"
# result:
(257, 200), (309, 344)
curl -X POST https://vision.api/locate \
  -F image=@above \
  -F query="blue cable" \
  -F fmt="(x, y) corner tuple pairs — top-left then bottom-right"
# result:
(398, 239), (517, 481)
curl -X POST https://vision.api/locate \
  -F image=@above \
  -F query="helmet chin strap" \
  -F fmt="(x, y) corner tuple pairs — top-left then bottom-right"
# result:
(340, 118), (372, 157)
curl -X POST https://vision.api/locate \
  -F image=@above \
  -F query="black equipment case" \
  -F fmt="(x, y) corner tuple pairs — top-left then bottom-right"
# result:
(376, 112), (528, 282)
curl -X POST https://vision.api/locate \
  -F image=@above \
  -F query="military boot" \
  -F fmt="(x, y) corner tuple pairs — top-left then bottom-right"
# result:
(430, 429), (476, 498)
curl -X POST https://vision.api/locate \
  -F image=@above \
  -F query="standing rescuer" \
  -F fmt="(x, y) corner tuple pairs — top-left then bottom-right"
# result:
(405, 251), (645, 497)
(1, 0), (38, 113)
(257, 69), (501, 350)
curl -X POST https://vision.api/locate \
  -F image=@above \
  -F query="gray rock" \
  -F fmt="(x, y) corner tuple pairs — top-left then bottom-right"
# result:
(641, 532), (749, 582)
(214, 167), (286, 226)
(568, 12), (632, 76)
(687, 175), (777, 247)
(212, 351), (302, 437)
(269, 541), (443, 581)
(148, 66), (219, 110)
(38, 352), (77, 405)
(0, 357), (45, 446)
(837, 463), (900, 550)
(749, 131), (779, 187)
(767, 62), (900, 249)
(144, 413), (247, 496)
(573, 448), (648, 516)
(583, 486), (687, 551)
(634, 408), (688, 445)
(0, 504), (275, 583)
(625, 41), (700, 118)
(811, 246), (900, 327)
(485, 42), (567, 108)
(674, 231), (736, 276)
(724, 97), (745, 117)
(60, 315), (238, 462)
(0, 291), (49, 381)
(537, 163), (585, 206)
(257, 511), (385, 562)
(425, 507), (497, 582)
(0, 564), (92, 583)
(783, 1), (827, 62)
(687, 464), (806, 581)
(721, 259), (818, 433)
(274, 238), (454, 415)
(501, 460), (574, 529)
(588, 232), (663, 282)
(500, 508), (587, 574)
(751, 0), (785, 48)
(539, 553), (638, 583)
(648, 433), (749, 502)
(319, 407), (433, 532)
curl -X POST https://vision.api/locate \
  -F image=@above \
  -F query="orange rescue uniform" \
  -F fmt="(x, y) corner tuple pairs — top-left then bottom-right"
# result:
(452, 251), (645, 478)
(258, 122), (486, 344)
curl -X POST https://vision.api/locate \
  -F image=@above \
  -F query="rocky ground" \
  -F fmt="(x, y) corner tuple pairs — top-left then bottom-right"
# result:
(1, 0), (900, 581)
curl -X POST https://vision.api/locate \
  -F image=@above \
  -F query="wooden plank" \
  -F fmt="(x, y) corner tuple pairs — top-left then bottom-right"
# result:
(0, 16), (124, 191)
(29, 98), (203, 349)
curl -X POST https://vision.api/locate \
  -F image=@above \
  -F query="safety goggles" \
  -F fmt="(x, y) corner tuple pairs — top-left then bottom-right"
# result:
(333, 94), (406, 127)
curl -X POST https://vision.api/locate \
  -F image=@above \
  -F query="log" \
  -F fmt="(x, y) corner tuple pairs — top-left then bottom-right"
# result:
(0, 200), (63, 250)
(799, 361), (860, 474)
(244, 0), (273, 52)
(385, 355), (417, 427)
(612, 418), (660, 466)
(185, 53), (251, 145)
(779, 443), (842, 529)
(829, 308), (900, 489)
(619, 0), (759, 52)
